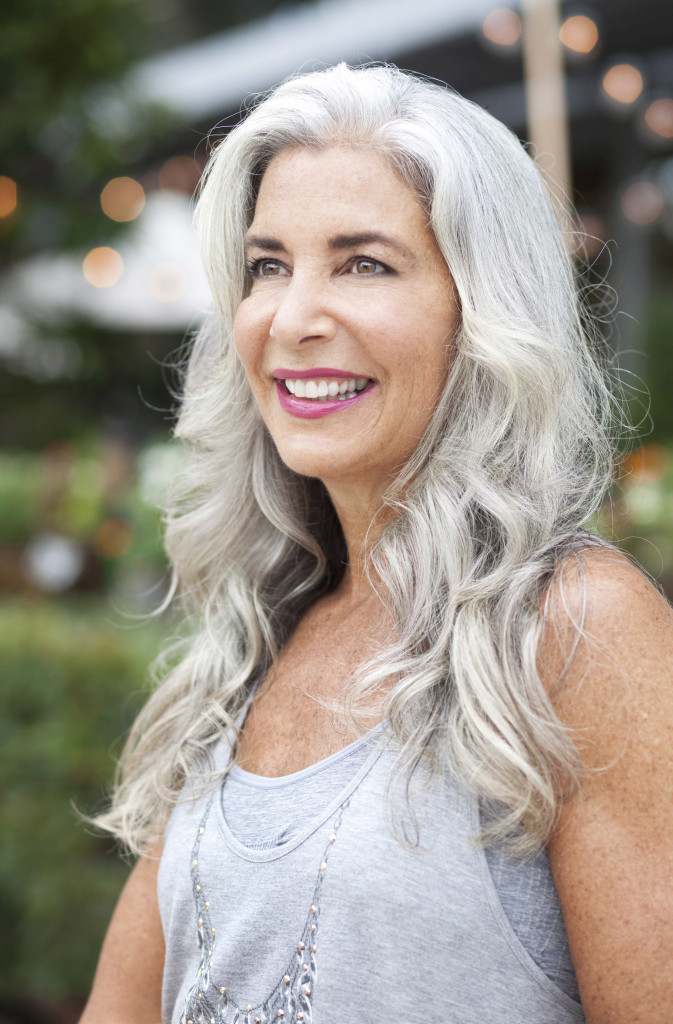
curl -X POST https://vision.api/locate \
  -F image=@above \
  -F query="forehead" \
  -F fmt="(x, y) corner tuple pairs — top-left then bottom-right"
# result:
(249, 145), (430, 237)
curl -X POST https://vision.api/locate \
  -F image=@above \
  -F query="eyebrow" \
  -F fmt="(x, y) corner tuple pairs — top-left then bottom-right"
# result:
(244, 231), (415, 259)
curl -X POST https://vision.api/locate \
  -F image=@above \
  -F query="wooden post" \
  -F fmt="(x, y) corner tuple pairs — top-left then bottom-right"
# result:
(521, 0), (572, 211)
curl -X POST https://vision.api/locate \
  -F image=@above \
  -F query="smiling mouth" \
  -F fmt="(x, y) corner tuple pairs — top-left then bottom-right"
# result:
(281, 376), (372, 401)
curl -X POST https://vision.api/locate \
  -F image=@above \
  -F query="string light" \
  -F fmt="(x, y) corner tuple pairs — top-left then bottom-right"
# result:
(158, 156), (202, 195)
(559, 14), (599, 55)
(602, 63), (644, 105)
(572, 213), (606, 260)
(482, 8), (522, 48)
(621, 181), (664, 225)
(82, 246), (124, 287)
(100, 176), (145, 222)
(644, 98), (673, 139)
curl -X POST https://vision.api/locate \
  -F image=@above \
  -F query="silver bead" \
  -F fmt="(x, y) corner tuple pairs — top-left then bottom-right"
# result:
(219, 987), (227, 995)
(196, 885), (201, 893)
(204, 901), (210, 910)
(298, 941), (305, 951)
(210, 1019), (215, 1023)
(310, 924), (316, 933)
(303, 986), (311, 997)
(329, 834), (336, 843)
(311, 944), (317, 953)
(198, 917), (203, 927)
(198, 827), (204, 834)
(302, 963), (308, 972)
(320, 861), (327, 871)
(297, 1015), (305, 1022)
(277, 1011), (285, 1019)
(192, 859), (198, 867)
(211, 927), (216, 936)
(197, 994), (203, 1001)
(310, 905), (317, 915)
(283, 974), (291, 984)
(246, 1004), (252, 1012)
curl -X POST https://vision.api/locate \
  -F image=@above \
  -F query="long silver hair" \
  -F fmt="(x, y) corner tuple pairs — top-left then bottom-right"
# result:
(98, 63), (619, 855)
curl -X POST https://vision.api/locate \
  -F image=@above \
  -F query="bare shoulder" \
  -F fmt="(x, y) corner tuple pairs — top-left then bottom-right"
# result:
(541, 546), (673, 1023)
(540, 544), (673, 743)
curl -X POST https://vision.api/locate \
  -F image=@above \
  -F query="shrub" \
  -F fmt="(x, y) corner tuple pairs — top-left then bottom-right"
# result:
(0, 599), (165, 1002)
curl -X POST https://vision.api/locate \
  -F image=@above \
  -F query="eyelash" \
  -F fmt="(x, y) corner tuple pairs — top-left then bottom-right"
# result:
(245, 258), (282, 278)
(244, 255), (391, 278)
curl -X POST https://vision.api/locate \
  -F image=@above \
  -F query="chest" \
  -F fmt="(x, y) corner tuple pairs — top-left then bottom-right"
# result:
(236, 599), (390, 776)
(159, 753), (585, 1024)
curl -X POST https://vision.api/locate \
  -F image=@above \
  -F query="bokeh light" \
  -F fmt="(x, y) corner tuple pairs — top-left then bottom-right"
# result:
(602, 63), (644, 105)
(82, 246), (124, 287)
(572, 212), (607, 259)
(0, 175), (18, 217)
(100, 176), (146, 221)
(22, 533), (85, 592)
(93, 518), (134, 559)
(620, 444), (670, 486)
(621, 181), (665, 224)
(148, 262), (188, 302)
(559, 14), (599, 55)
(644, 98), (673, 139)
(482, 8), (522, 48)
(158, 155), (202, 195)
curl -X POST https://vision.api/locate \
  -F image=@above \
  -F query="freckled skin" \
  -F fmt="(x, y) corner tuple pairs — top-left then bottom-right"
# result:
(80, 153), (673, 1024)
(540, 548), (673, 1022)
(233, 145), (458, 517)
(232, 146), (457, 775)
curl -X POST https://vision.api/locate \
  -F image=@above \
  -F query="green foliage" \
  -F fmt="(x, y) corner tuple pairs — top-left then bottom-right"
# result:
(0, 598), (166, 999)
(644, 295), (673, 443)
(0, 0), (174, 265)
(0, 444), (168, 558)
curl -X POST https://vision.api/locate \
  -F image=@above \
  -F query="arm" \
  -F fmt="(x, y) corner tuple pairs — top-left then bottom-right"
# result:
(542, 549), (673, 1024)
(80, 843), (165, 1024)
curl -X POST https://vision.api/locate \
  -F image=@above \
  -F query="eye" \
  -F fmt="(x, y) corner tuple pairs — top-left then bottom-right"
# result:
(350, 256), (387, 276)
(246, 258), (286, 278)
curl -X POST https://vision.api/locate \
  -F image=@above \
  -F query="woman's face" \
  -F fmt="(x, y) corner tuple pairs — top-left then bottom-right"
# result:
(233, 145), (458, 501)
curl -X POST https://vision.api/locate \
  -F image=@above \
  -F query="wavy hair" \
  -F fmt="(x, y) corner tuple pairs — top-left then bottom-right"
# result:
(97, 63), (619, 855)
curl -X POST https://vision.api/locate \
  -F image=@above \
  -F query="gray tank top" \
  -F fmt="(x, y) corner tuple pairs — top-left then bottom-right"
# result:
(158, 729), (585, 1024)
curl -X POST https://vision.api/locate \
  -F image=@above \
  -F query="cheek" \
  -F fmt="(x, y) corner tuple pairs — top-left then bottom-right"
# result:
(232, 300), (263, 373)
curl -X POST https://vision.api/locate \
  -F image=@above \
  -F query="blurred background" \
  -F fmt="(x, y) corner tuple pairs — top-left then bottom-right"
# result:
(1, 0), (672, 1019)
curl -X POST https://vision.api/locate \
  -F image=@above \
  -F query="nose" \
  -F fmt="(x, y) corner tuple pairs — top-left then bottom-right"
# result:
(269, 273), (337, 347)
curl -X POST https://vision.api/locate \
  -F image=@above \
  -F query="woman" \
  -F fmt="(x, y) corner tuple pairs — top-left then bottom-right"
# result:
(82, 64), (673, 1024)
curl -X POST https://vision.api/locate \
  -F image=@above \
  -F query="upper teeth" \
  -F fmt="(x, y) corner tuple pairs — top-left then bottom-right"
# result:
(285, 377), (370, 399)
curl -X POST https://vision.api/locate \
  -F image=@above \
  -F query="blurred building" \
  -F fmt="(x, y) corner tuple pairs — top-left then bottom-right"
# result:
(4, 0), (673, 343)
(130, 0), (673, 361)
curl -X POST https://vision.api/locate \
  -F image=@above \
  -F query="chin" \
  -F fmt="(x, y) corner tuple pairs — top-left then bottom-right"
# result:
(272, 440), (359, 486)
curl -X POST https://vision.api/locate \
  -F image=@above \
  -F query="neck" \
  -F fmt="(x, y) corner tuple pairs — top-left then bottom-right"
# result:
(324, 479), (393, 604)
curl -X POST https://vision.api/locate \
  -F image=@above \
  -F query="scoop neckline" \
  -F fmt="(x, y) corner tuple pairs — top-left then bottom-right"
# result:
(216, 725), (390, 863)
(228, 721), (385, 789)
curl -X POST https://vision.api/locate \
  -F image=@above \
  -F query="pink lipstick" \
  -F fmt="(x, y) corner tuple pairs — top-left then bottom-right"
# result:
(274, 379), (375, 419)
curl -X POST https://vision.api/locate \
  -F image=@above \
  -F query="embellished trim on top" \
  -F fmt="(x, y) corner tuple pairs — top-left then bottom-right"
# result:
(179, 793), (352, 1024)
